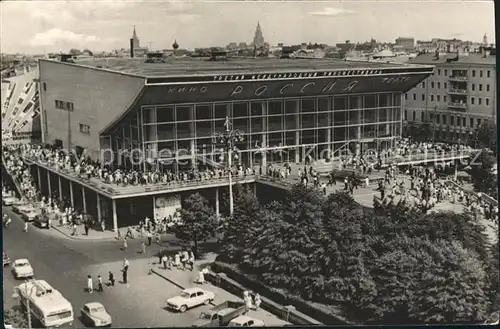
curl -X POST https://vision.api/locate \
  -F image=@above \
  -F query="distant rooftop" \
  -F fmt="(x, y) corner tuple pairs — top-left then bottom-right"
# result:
(54, 57), (428, 78)
(407, 53), (495, 65)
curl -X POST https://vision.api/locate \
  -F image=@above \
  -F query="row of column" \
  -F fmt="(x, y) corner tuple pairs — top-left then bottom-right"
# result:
(36, 166), (118, 232)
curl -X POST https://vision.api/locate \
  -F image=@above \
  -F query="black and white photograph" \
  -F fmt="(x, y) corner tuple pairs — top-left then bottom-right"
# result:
(1, 0), (498, 327)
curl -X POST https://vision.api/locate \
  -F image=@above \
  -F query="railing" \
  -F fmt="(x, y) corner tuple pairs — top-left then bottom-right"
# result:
(448, 88), (467, 94)
(1, 156), (25, 200)
(448, 102), (467, 109)
(449, 75), (468, 81)
(383, 150), (474, 166)
(22, 155), (258, 196)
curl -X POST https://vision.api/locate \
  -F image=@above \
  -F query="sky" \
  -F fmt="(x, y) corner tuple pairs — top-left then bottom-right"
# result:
(0, 0), (496, 54)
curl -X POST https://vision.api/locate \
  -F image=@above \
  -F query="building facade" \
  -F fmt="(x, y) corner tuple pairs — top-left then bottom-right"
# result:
(403, 51), (496, 142)
(395, 37), (415, 52)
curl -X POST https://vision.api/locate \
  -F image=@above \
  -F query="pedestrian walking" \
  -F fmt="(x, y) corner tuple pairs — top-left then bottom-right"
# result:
(141, 241), (146, 254)
(147, 231), (152, 245)
(253, 294), (261, 310)
(188, 251), (195, 272)
(87, 275), (93, 294)
(161, 254), (168, 269)
(71, 223), (77, 236)
(122, 237), (128, 251)
(155, 232), (161, 245)
(97, 275), (104, 292)
(84, 223), (89, 235)
(23, 220), (28, 232)
(108, 271), (115, 286)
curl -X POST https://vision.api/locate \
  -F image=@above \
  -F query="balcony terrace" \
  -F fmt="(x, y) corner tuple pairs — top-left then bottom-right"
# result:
(448, 102), (467, 110)
(448, 88), (468, 95)
(449, 75), (468, 81)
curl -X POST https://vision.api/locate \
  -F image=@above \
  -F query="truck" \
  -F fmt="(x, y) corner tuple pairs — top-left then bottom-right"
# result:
(192, 301), (246, 327)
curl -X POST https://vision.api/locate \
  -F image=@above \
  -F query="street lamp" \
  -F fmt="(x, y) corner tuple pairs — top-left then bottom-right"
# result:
(212, 116), (245, 215)
(12, 279), (36, 329)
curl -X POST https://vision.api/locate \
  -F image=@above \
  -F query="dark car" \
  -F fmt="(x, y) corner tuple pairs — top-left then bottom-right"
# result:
(3, 252), (10, 267)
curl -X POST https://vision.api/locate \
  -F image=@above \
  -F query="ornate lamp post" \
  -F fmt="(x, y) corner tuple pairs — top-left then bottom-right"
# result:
(212, 116), (245, 215)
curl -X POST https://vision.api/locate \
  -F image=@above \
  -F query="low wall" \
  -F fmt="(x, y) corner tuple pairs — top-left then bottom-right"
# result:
(210, 261), (354, 325)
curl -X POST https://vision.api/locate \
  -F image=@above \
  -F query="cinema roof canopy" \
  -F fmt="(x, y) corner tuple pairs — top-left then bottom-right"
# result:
(63, 57), (433, 79)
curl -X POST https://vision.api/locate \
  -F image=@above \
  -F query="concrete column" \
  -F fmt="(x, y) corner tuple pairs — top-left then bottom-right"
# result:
(295, 100), (300, 163)
(69, 181), (74, 208)
(58, 176), (62, 200)
(215, 188), (220, 217)
(356, 126), (362, 156)
(82, 186), (87, 213)
(112, 199), (118, 232)
(190, 105), (196, 169)
(47, 171), (51, 198)
(37, 167), (41, 191)
(327, 112), (332, 158)
(97, 193), (102, 222)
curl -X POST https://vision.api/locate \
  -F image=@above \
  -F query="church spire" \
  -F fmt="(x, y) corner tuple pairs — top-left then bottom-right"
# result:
(133, 25), (137, 38)
(253, 21), (265, 49)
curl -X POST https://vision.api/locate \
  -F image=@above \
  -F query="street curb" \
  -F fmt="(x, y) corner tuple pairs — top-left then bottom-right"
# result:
(50, 224), (117, 241)
(151, 268), (186, 290)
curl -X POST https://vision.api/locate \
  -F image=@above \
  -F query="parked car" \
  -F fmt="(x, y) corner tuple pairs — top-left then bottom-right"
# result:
(21, 209), (39, 222)
(3, 252), (10, 267)
(12, 203), (33, 214)
(228, 316), (264, 327)
(34, 214), (50, 229)
(193, 301), (246, 327)
(80, 302), (112, 327)
(166, 287), (215, 313)
(2, 196), (18, 206)
(12, 259), (34, 279)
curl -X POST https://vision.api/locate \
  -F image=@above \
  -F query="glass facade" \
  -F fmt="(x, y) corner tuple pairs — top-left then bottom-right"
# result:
(109, 92), (403, 172)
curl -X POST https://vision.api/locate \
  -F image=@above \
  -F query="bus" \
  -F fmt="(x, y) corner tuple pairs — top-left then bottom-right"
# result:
(15, 280), (74, 328)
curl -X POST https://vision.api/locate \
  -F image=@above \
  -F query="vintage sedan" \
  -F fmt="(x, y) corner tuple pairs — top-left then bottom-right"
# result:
(12, 203), (33, 214)
(228, 316), (265, 327)
(3, 252), (10, 267)
(80, 302), (112, 327)
(166, 288), (215, 313)
(12, 259), (34, 279)
(2, 196), (18, 206)
(21, 209), (39, 222)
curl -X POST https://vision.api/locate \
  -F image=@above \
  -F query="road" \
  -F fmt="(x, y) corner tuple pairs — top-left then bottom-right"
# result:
(2, 206), (204, 328)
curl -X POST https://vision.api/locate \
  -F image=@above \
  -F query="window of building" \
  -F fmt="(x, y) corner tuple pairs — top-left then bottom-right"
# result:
(444, 82), (447, 89)
(79, 124), (90, 135)
(437, 82), (441, 89)
(472, 84), (475, 91)
(444, 69), (448, 76)
(480, 70), (483, 78)
(422, 82), (426, 88)
(42, 83), (46, 91)
(405, 93), (408, 100)
(479, 84), (483, 91)
(472, 70), (476, 77)
(413, 93), (416, 101)
(443, 114), (447, 125)
(431, 94), (434, 101)
(438, 69), (441, 75)
(412, 111), (416, 121)
(457, 117), (461, 127)
(477, 118), (482, 126)
(487, 70), (491, 78)
(486, 84), (490, 92)
(421, 94), (425, 101)
(444, 95), (447, 102)
(470, 118), (474, 127)
(437, 95), (441, 101)
(431, 82), (435, 88)
(404, 110), (407, 121)
(478, 98), (482, 105)
(55, 100), (74, 111)
(451, 116), (455, 126)
(436, 115), (440, 124)
(486, 98), (490, 106)
(462, 117), (466, 127)
(471, 97), (475, 104)
(420, 112), (424, 122)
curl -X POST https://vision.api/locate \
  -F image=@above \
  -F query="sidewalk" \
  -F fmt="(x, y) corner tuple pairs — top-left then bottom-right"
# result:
(49, 223), (118, 241)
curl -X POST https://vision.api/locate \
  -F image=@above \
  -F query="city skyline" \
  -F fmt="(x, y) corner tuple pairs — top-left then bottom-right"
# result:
(1, 0), (495, 54)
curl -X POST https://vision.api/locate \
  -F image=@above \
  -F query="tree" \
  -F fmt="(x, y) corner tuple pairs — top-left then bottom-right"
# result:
(174, 193), (217, 257)
(475, 123), (497, 153)
(487, 241), (499, 311)
(68, 48), (81, 55)
(4, 307), (28, 328)
(470, 151), (498, 199)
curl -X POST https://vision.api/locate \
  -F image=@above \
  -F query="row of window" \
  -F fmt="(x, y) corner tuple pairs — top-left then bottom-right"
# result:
(418, 81), (491, 92)
(79, 124), (90, 135)
(434, 68), (492, 78)
(406, 93), (491, 106)
(55, 100), (74, 111)
(405, 110), (486, 128)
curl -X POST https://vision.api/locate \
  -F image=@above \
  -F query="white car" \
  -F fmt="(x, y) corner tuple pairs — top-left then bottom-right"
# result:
(80, 302), (112, 327)
(228, 316), (265, 327)
(166, 287), (215, 313)
(21, 209), (39, 222)
(13, 204), (33, 214)
(2, 196), (18, 206)
(13, 259), (34, 279)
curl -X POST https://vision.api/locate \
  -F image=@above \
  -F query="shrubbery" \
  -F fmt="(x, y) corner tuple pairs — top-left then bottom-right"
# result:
(218, 184), (497, 324)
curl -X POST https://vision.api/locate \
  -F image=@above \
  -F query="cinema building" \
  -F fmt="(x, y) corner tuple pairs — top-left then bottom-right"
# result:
(26, 58), (433, 230)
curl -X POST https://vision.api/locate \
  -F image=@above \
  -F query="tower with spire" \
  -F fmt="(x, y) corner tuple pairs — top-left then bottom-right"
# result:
(483, 33), (488, 47)
(253, 21), (265, 49)
(132, 26), (140, 49)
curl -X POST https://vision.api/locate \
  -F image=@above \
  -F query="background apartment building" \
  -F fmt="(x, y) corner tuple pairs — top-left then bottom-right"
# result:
(403, 49), (496, 143)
